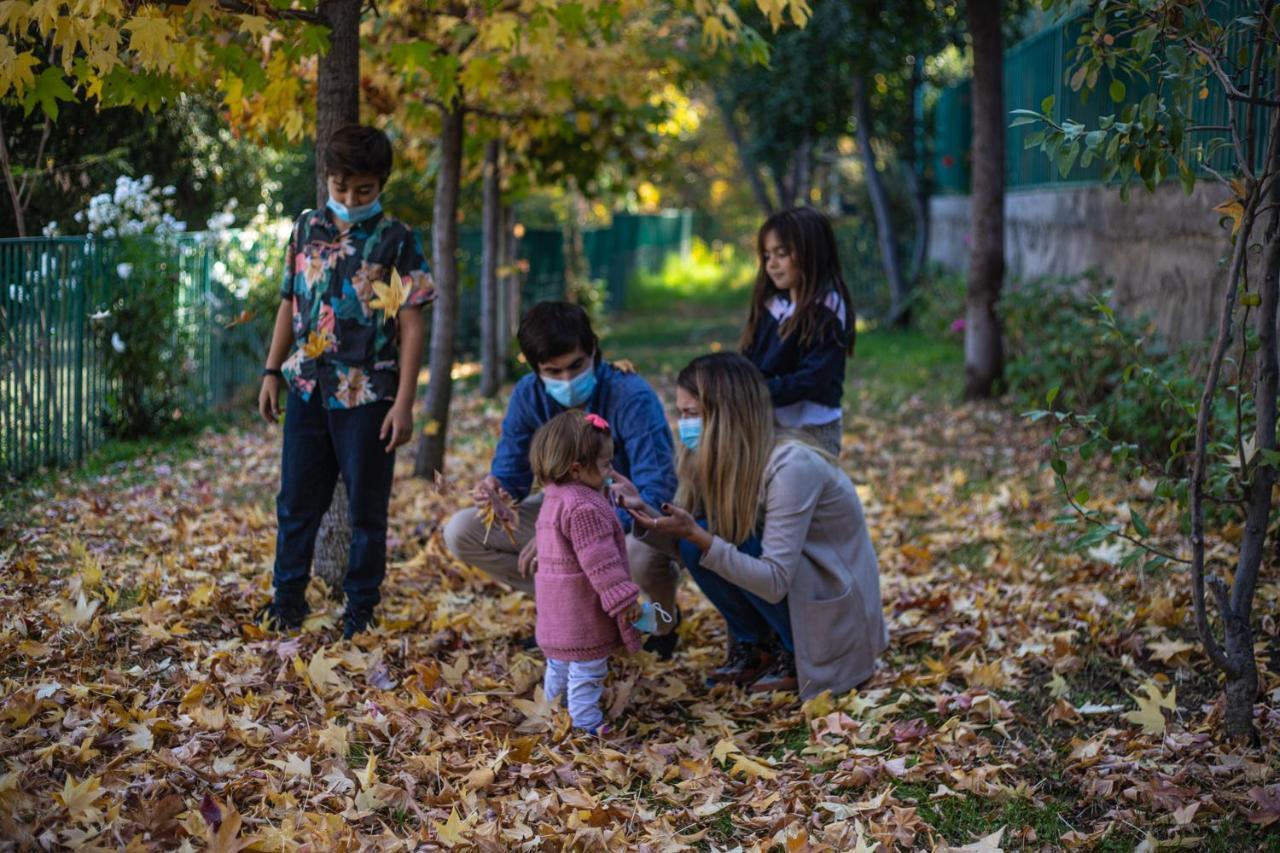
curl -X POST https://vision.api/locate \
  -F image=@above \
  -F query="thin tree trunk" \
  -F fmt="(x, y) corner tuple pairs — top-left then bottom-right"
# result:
(414, 103), (465, 478)
(963, 0), (1006, 399)
(715, 94), (775, 216)
(314, 0), (361, 204)
(854, 75), (908, 327)
(311, 0), (361, 597)
(480, 138), (502, 397)
(0, 113), (28, 237)
(500, 203), (517, 366)
(905, 54), (930, 285)
(1220, 109), (1280, 741)
(794, 135), (813, 208)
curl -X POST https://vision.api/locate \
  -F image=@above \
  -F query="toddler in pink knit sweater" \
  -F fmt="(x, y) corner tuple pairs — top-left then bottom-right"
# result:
(530, 411), (644, 733)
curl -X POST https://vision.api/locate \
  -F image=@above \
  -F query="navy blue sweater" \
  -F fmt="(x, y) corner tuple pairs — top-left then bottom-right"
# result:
(742, 293), (850, 410)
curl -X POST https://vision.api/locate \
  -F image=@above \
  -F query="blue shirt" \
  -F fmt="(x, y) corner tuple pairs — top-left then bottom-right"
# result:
(491, 361), (677, 532)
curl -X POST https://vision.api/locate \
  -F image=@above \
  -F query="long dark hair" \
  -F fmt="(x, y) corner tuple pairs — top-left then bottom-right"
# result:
(738, 207), (855, 357)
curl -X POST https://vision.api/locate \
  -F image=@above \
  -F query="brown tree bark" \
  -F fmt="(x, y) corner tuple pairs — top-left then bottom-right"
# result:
(499, 203), (517, 367)
(963, 0), (1006, 399)
(313, 0), (361, 203)
(715, 93), (775, 216)
(904, 54), (930, 286)
(311, 0), (361, 597)
(853, 75), (908, 327)
(414, 103), (465, 478)
(480, 138), (503, 397)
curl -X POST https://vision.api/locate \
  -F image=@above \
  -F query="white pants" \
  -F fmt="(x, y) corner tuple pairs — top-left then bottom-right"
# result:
(544, 657), (609, 732)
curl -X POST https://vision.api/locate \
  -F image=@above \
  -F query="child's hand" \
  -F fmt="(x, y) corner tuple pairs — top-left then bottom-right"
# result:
(258, 376), (282, 424)
(471, 474), (510, 509)
(622, 599), (643, 625)
(607, 471), (644, 512)
(517, 539), (538, 577)
(380, 401), (414, 453)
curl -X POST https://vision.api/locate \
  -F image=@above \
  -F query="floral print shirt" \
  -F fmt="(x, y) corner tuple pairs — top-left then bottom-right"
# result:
(278, 208), (435, 409)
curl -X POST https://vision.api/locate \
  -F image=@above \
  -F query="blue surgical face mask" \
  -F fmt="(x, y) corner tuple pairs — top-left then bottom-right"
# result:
(677, 417), (702, 451)
(326, 195), (383, 224)
(632, 601), (674, 634)
(542, 364), (597, 408)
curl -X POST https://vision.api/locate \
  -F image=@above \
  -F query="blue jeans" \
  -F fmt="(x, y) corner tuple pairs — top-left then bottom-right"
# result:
(273, 390), (396, 609)
(545, 657), (609, 732)
(679, 522), (794, 653)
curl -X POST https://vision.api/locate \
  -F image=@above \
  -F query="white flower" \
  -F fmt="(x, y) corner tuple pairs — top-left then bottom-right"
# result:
(41, 220), (59, 237)
(111, 332), (126, 353)
(116, 263), (133, 280)
(90, 310), (111, 322)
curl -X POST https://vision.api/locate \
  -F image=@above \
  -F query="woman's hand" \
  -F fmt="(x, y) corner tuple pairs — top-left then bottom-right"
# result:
(629, 502), (713, 552)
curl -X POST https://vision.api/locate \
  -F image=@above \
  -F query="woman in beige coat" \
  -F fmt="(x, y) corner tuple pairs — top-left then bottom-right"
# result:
(616, 352), (887, 699)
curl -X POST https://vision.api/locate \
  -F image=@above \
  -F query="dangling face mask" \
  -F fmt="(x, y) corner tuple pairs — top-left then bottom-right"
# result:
(677, 417), (702, 451)
(326, 195), (383, 225)
(542, 363), (597, 408)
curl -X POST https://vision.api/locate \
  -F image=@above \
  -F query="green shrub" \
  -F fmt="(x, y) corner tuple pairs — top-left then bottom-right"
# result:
(626, 238), (754, 312)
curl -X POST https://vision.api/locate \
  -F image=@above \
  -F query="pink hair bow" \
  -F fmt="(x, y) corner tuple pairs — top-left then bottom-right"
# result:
(584, 413), (610, 431)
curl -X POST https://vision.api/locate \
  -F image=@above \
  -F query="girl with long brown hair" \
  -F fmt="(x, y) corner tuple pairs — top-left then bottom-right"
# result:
(740, 207), (855, 456)
(617, 353), (887, 698)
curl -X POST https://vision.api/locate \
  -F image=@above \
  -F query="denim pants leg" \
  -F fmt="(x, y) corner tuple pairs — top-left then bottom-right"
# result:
(566, 658), (609, 732)
(328, 400), (395, 609)
(680, 523), (795, 652)
(544, 658), (571, 704)
(273, 391), (340, 601)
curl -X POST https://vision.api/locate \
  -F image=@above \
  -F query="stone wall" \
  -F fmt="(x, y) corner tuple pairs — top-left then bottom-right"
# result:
(929, 183), (1234, 346)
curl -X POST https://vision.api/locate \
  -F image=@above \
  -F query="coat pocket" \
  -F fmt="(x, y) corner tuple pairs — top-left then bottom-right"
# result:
(803, 584), (863, 665)
(535, 572), (614, 650)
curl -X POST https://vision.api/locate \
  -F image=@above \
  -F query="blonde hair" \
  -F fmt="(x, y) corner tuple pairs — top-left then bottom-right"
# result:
(530, 410), (614, 487)
(673, 353), (775, 545)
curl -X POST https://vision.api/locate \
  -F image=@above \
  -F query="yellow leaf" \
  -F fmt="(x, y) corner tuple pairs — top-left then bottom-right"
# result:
(354, 752), (377, 790)
(1048, 672), (1069, 699)
(368, 267), (407, 319)
(56, 774), (103, 819)
(0, 48), (39, 100)
(307, 648), (343, 690)
(423, 418), (440, 436)
(124, 722), (154, 753)
(711, 737), (741, 763)
(265, 752), (312, 779)
(730, 753), (778, 780)
(433, 806), (477, 848)
(125, 12), (176, 73)
(61, 591), (100, 627)
(479, 13), (519, 50)
(1214, 198), (1245, 236)
(237, 14), (270, 39)
(1148, 638), (1196, 664)
(1122, 680), (1176, 736)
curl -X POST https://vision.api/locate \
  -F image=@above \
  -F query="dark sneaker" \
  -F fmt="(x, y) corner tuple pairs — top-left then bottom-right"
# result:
(342, 605), (376, 639)
(255, 598), (309, 632)
(749, 648), (798, 693)
(642, 607), (682, 661)
(707, 640), (771, 686)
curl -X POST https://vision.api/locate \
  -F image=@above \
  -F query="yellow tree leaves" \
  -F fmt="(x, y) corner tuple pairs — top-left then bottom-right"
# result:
(1123, 680), (1177, 736)
(125, 12), (176, 72)
(368, 267), (407, 320)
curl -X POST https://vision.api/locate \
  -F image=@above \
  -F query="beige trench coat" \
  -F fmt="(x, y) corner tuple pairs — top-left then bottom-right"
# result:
(645, 441), (888, 698)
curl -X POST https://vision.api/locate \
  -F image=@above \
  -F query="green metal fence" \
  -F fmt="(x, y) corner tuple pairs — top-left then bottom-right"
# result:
(2, 213), (697, 478)
(934, 1), (1267, 193)
(0, 234), (263, 480)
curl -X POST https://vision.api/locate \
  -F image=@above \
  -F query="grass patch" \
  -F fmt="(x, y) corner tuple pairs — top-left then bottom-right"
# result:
(848, 327), (964, 413)
(625, 239), (755, 315)
(894, 783), (1071, 848)
(757, 722), (811, 761)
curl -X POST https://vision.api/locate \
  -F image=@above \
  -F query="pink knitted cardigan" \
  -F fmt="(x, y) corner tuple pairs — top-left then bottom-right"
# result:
(534, 481), (643, 661)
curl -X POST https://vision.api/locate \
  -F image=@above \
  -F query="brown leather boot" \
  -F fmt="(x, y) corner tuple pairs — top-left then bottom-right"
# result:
(749, 648), (798, 693)
(707, 641), (771, 686)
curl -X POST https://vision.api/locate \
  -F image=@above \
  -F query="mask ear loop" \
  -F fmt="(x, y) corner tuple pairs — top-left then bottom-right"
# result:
(652, 603), (674, 625)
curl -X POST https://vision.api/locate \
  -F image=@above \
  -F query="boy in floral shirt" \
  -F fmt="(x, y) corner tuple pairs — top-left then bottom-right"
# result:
(257, 124), (434, 638)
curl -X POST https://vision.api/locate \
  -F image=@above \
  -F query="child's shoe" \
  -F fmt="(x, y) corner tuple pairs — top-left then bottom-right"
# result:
(706, 640), (771, 686)
(342, 604), (376, 639)
(255, 597), (309, 632)
(749, 648), (798, 693)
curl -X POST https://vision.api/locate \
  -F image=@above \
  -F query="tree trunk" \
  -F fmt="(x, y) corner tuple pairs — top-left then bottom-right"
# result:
(963, 0), (1006, 399)
(904, 53), (930, 285)
(413, 103), (465, 478)
(500, 203), (517, 366)
(0, 113), (28, 237)
(1221, 116), (1280, 741)
(854, 75), (908, 327)
(716, 93), (775, 216)
(480, 138), (502, 397)
(311, 0), (361, 596)
(314, 0), (362, 203)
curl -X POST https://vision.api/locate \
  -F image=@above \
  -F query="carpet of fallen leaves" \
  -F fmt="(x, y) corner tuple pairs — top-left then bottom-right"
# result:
(2, 387), (1279, 852)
